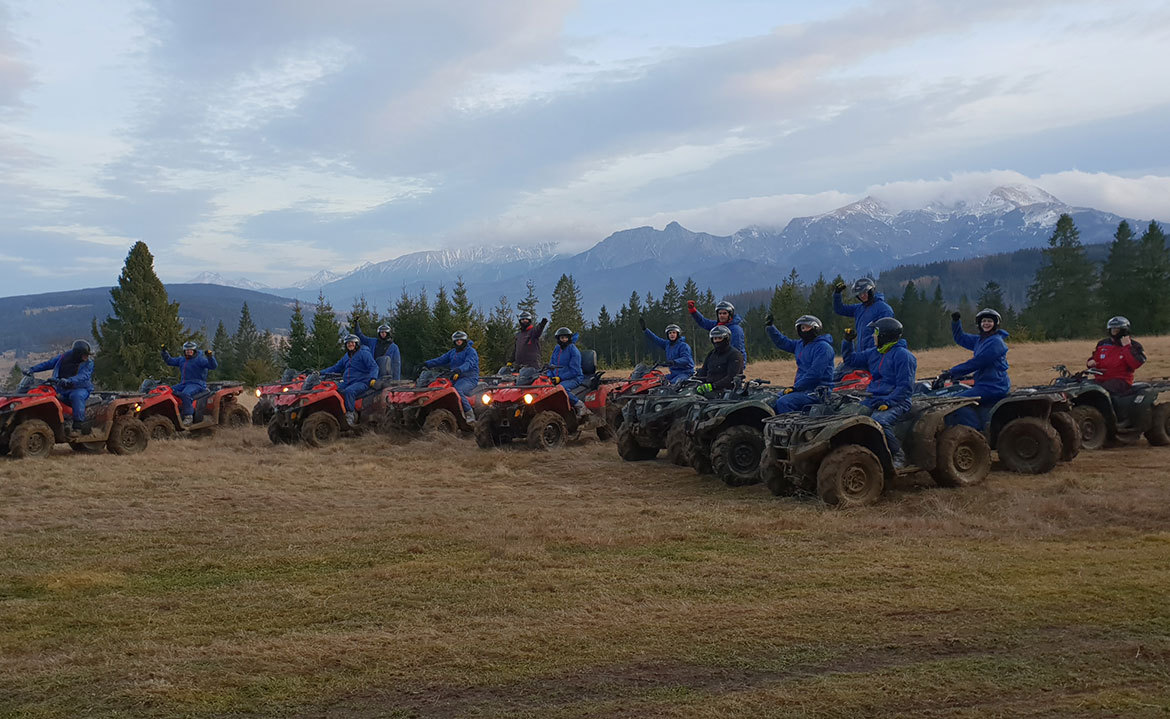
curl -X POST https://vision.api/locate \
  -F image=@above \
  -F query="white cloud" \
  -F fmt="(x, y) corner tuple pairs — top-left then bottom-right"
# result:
(25, 223), (138, 247)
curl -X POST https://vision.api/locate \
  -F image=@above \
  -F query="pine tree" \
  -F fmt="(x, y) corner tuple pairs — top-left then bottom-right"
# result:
(517, 279), (539, 318)
(282, 301), (313, 371)
(431, 285), (457, 355)
(1133, 221), (1170, 332)
(1099, 220), (1140, 322)
(1025, 214), (1098, 339)
(347, 295), (380, 337)
(660, 277), (684, 327)
(927, 284), (950, 346)
(91, 241), (193, 389)
(210, 321), (233, 379)
(4, 363), (23, 390)
(239, 330), (278, 386)
(482, 295), (515, 371)
(453, 276), (487, 348)
(307, 293), (342, 368)
(232, 302), (269, 370)
(808, 274), (843, 340)
(976, 281), (1006, 313)
(390, 289), (433, 375)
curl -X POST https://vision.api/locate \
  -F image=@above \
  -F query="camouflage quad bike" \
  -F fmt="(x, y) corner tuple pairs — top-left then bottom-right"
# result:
(603, 363), (671, 433)
(923, 376), (1080, 474)
(759, 389), (992, 507)
(1047, 365), (1170, 450)
(678, 377), (777, 486)
(614, 379), (703, 464)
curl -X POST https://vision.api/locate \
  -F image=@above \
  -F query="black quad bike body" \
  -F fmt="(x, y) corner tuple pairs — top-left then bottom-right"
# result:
(602, 363), (671, 434)
(1046, 365), (1170, 450)
(614, 379), (704, 464)
(0, 377), (149, 459)
(759, 391), (992, 507)
(678, 378), (778, 486)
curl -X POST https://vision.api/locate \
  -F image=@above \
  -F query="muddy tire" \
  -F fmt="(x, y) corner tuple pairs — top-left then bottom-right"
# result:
(1072, 405), (1107, 451)
(682, 433), (713, 475)
(106, 416), (149, 455)
(932, 425), (991, 488)
(710, 425), (765, 487)
(595, 422), (615, 442)
(664, 422), (689, 466)
(997, 416), (1060, 474)
(143, 415), (177, 441)
(605, 403), (623, 435)
(816, 445), (884, 507)
(616, 422), (657, 461)
(223, 404), (251, 428)
(301, 411), (341, 448)
(474, 418), (500, 449)
(251, 401), (273, 426)
(1050, 411), (1081, 461)
(267, 421), (297, 445)
(1145, 403), (1170, 447)
(69, 441), (106, 454)
(9, 419), (54, 459)
(422, 408), (458, 434)
(761, 445), (797, 496)
(526, 411), (567, 450)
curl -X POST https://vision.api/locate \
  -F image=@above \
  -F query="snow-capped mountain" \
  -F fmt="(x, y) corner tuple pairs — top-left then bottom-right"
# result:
(288, 270), (345, 290)
(186, 272), (270, 291)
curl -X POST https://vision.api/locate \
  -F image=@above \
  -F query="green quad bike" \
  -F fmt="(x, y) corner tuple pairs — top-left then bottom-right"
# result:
(758, 389), (992, 507)
(921, 376), (1080, 474)
(678, 377), (778, 486)
(1047, 365), (1170, 450)
(615, 379), (705, 465)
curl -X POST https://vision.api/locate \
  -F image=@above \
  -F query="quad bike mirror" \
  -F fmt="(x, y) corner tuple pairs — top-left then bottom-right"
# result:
(281, 368), (298, 382)
(17, 374), (36, 392)
(517, 367), (540, 385)
(301, 371), (321, 391)
(138, 378), (160, 393)
(631, 363), (651, 380)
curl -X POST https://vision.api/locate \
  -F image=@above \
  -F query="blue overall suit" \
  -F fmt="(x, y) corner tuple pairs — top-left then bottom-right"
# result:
(425, 341), (480, 412)
(842, 337), (917, 456)
(29, 350), (94, 423)
(161, 349), (219, 417)
(689, 310), (747, 363)
(353, 327), (401, 380)
(643, 328), (695, 384)
(766, 326), (835, 414)
(549, 334), (585, 407)
(946, 322), (1011, 429)
(833, 290), (893, 379)
(324, 345), (379, 412)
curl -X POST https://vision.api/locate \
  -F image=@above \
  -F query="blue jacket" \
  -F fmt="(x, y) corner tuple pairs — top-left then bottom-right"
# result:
(644, 329), (695, 380)
(949, 323), (1010, 398)
(548, 334), (584, 385)
(354, 327), (401, 380)
(766, 327), (834, 392)
(833, 291), (894, 353)
(842, 337), (917, 410)
(30, 351), (94, 391)
(425, 341), (480, 381)
(324, 345), (379, 385)
(690, 310), (747, 362)
(161, 350), (218, 386)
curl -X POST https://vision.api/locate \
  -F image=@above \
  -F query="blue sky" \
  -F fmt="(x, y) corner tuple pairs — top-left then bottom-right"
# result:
(1, 0), (1168, 294)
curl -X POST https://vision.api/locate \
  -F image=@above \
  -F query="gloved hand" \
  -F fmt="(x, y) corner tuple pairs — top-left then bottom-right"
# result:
(353, 320), (361, 334)
(452, 373), (459, 381)
(506, 362), (513, 368)
(687, 300), (697, 313)
(551, 376), (561, 384)
(876, 404), (889, 412)
(951, 312), (961, 322)
(844, 328), (857, 341)
(833, 279), (847, 293)
(540, 317), (548, 325)
(160, 344), (167, 352)
(782, 387), (794, 394)
(765, 313), (774, 327)
(205, 350), (214, 358)
(696, 382), (713, 395)
(937, 370), (952, 382)
(22, 369), (32, 377)
(638, 316), (647, 331)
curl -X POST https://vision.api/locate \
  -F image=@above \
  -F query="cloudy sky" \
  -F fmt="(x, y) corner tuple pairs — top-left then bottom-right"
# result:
(1, 0), (1168, 295)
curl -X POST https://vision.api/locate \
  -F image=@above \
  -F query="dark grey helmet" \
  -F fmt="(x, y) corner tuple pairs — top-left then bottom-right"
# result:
(377, 324), (391, 335)
(665, 323), (682, 335)
(182, 341), (197, 352)
(709, 325), (732, 342)
(868, 317), (903, 346)
(554, 326), (573, 338)
(451, 330), (469, 342)
(715, 300), (735, 314)
(975, 308), (1002, 325)
(1107, 316), (1131, 331)
(342, 333), (360, 346)
(518, 311), (533, 322)
(794, 315), (823, 331)
(852, 277), (876, 298)
(71, 339), (92, 355)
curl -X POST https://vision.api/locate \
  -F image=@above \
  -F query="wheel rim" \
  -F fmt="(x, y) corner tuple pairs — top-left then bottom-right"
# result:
(151, 425), (166, 440)
(314, 421), (333, 441)
(954, 443), (976, 472)
(1012, 433), (1040, 460)
(842, 464), (871, 496)
(1080, 418), (1100, 443)
(26, 431), (47, 455)
(731, 441), (758, 473)
(121, 427), (140, 450)
(543, 422), (562, 445)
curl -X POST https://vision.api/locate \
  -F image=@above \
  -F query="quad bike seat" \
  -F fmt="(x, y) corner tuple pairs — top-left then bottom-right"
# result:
(580, 350), (603, 390)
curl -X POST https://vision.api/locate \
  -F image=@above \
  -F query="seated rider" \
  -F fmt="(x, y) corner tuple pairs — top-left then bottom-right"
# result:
(639, 316), (695, 384)
(353, 320), (401, 380)
(841, 317), (917, 467)
(766, 313), (834, 415)
(940, 308), (1010, 429)
(1088, 316), (1145, 395)
(424, 331), (480, 423)
(161, 341), (218, 426)
(322, 334), (378, 427)
(547, 327), (590, 419)
(688, 299), (747, 363)
(832, 277), (893, 379)
(26, 339), (95, 437)
(508, 312), (548, 370)
(694, 325), (745, 397)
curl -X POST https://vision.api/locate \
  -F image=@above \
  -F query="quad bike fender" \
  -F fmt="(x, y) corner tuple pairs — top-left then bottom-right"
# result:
(790, 416), (888, 470)
(987, 396), (1056, 448)
(694, 403), (773, 437)
(905, 404), (963, 472)
(2, 399), (64, 439)
(1068, 386), (1117, 429)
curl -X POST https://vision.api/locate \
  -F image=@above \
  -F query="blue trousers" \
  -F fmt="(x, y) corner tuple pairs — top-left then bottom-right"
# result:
(667, 370), (694, 384)
(558, 377), (584, 407)
(869, 402), (910, 455)
(60, 388), (90, 423)
(340, 380), (369, 412)
(773, 391), (818, 415)
(453, 377), (478, 412)
(946, 388), (1001, 430)
(172, 381), (206, 416)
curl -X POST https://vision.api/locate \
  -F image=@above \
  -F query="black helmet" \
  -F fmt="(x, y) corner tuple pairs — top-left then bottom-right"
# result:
(1107, 316), (1131, 334)
(554, 326), (573, 339)
(715, 300), (735, 315)
(665, 323), (682, 336)
(852, 277), (876, 300)
(342, 333), (360, 346)
(377, 323), (391, 336)
(71, 339), (92, 355)
(709, 325), (732, 344)
(182, 341), (197, 352)
(452, 330), (469, 343)
(868, 317), (903, 347)
(975, 308), (1001, 327)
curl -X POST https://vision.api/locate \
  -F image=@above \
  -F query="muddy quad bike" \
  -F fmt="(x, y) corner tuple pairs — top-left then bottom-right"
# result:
(0, 377), (149, 459)
(1047, 365), (1170, 450)
(475, 352), (609, 450)
(135, 379), (249, 440)
(676, 377), (779, 486)
(379, 367), (477, 436)
(603, 363), (671, 434)
(614, 379), (705, 464)
(922, 375), (1079, 474)
(267, 358), (406, 446)
(759, 388), (991, 507)
(252, 368), (307, 425)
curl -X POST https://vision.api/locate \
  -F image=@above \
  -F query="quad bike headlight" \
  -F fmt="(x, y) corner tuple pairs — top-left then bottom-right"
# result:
(481, 393), (492, 405)
(255, 388), (262, 397)
(523, 393), (534, 405)
(282, 387), (289, 392)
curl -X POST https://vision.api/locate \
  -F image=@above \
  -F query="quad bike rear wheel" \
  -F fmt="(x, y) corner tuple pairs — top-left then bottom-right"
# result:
(1145, 403), (1170, 446)
(816, 445), (884, 507)
(932, 425), (991, 488)
(267, 421), (296, 445)
(997, 416), (1060, 474)
(710, 425), (765, 487)
(1072, 405), (1107, 451)
(1049, 411), (1081, 461)
(301, 411), (341, 448)
(423, 408), (458, 434)
(107, 416), (149, 455)
(616, 422), (657, 461)
(526, 411), (567, 450)
(223, 404), (251, 428)
(664, 422), (689, 466)
(143, 415), (177, 441)
(9, 419), (54, 459)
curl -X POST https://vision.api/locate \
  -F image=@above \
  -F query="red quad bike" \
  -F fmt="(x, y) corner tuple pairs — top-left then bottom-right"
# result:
(475, 351), (610, 450)
(251, 368), (307, 426)
(602, 363), (670, 434)
(835, 369), (871, 392)
(0, 377), (149, 459)
(379, 368), (478, 436)
(266, 360), (408, 447)
(135, 378), (250, 440)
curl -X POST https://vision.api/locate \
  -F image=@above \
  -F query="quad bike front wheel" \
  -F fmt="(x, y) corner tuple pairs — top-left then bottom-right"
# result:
(816, 445), (884, 507)
(997, 416), (1060, 474)
(527, 411), (567, 450)
(252, 401), (274, 426)
(267, 422), (297, 445)
(1145, 403), (1170, 447)
(9, 419), (54, 459)
(1072, 405), (1107, 451)
(474, 417), (501, 448)
(143, 415), (177, 441)
(664, 422), (688, 466)
(932, 425), (991, 488)
(616, 422), (657, 461)
(107, 416), (149, 455)
(761, 445), (799, 497)
(710, 425), (765, 487)
(1049, 411), (1081, 461)
(301, 411), (341, 448)
(423, 408), (458, 434)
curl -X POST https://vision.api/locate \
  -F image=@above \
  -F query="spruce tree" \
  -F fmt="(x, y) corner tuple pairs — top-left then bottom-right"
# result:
(307, 293), (342, 368)
(550, 274), (585, 329)
(453, 277), (486, 347)
(517, 280), (539, 319)
(390, 289), (433, 375)
(1133, 221), (1170, 332)
(347, 296), (380, 337)
(660, 277), (684, 327)
(976, 281), (1006, 313)
(5, 363), (23, 390)
(91, 241), (192, 389)
(210, 321), (233, 379)
(1099, 220), (1140, 321)
(1025, 214), (1098, 339)
(283, 301), (313, 371)
(808, 274), (843, 341)
(431, 285), (457, 355)
(481, 295), (514, 371)
(232, 303), (268, 369)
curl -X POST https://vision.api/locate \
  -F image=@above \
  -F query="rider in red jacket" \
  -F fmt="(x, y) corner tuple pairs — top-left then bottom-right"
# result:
(1087, 316), (1145, 394)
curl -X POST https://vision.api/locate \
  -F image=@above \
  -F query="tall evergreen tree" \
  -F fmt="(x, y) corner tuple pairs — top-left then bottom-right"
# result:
(283, 301), (313, 371)
(1133, 221), (1170, 332)
(232, 302), (269, 369)
(550, 274), (585, 332)
(1025, 214), (1098, 339)
(660, 277), (684, 326)
(347, 295), (380, 336)
(91, 241), (192, 389)
(4, 363), (23, 390)
(307, 293), (342, 368)
(453, 276), (486, 347)
(976, 281), (1006, 312)
(481, 295), (514, 371)
(681, 277), (700, 305)
(1099, 220), (1140, 322)
(517, 280), (539, 318)
(431, 285), (457, 355)
(390, 289), (432, 375)
(210, 321), (233, 379)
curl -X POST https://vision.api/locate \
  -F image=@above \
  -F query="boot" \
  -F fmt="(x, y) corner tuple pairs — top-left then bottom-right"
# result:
(892, 448), (907, 469)
(345, 411), (357, 427)
(63, 418), (75, 437)
(464, 408), (476, 424)
(574, 403), (590, 419)
(181, 415), (193, 426)
(75, 420), (92, 437)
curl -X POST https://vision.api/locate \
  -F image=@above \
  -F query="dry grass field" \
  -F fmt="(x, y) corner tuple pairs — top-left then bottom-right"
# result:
(3, 337), (1170, 718)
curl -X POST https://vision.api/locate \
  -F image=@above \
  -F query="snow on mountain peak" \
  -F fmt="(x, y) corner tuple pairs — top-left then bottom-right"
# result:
(290, 270), (344, 289)
(187, 272), (270, 291)
(982, 184), (1064, 210)
(824, 195), (893, 221)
